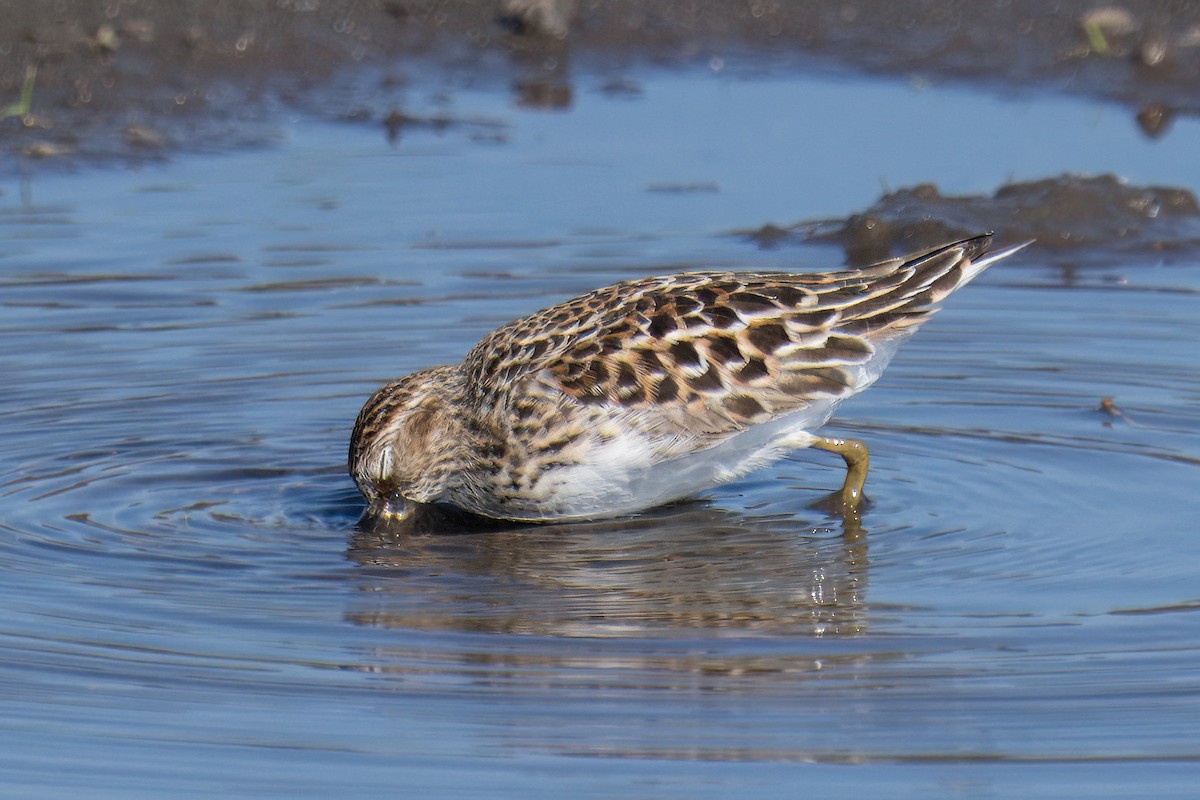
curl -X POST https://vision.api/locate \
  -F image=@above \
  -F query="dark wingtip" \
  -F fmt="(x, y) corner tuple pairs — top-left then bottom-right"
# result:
(960, 232), (994, 261)
(910, 232), (993, 266)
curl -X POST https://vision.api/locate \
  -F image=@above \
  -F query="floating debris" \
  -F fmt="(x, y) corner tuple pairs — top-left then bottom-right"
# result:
(0, 65), (37, 122)
(1080, 6), (1138, 56)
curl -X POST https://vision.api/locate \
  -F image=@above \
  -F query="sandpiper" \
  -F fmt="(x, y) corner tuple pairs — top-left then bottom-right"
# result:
(350, 233), (1028, 522)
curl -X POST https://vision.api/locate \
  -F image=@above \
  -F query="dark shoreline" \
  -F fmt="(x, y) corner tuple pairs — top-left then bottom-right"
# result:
(3, 1), (1200, 166)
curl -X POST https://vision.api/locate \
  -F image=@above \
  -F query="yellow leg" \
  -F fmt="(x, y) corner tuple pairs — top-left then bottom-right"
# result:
(811, 436), (869, 510)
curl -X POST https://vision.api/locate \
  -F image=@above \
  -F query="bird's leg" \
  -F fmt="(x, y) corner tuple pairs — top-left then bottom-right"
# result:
(811, 436), (869, 511)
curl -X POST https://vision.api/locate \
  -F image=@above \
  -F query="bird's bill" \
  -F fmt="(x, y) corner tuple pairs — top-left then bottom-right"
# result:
(371, 495), (418, 520)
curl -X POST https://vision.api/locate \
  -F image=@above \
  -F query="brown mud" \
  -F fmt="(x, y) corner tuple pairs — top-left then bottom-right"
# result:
(4, 1), (1200, 262)
(4, 1), (1200, 162)
(743, 174), (1200, 267)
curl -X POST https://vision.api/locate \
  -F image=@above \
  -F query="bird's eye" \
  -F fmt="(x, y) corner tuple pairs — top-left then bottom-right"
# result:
(376, 447), (395, 482)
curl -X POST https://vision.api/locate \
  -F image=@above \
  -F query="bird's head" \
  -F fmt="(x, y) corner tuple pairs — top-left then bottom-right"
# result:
(348, 365), (463, 519)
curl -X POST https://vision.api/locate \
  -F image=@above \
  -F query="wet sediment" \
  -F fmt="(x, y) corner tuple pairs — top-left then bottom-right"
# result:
(4, 1), (1200, 164)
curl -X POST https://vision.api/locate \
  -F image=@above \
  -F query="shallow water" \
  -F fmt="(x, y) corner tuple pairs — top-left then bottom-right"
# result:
(2, 66), (1199, 798)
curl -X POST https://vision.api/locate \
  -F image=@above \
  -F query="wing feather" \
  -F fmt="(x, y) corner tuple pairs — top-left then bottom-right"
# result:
(460, 234), (1003, 445)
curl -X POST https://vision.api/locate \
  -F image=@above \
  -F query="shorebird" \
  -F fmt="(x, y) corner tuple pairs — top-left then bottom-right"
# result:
(350, 233), (1028, 522)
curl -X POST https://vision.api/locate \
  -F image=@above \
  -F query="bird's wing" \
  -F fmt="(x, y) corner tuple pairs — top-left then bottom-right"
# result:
(462, 234), (1007, 448)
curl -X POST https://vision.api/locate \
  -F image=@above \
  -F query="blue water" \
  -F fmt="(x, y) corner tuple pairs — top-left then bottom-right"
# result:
(2, 64), (1199, 798)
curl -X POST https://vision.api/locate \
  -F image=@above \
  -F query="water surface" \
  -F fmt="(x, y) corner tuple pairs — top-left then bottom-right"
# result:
(2, 66), (1199, 798)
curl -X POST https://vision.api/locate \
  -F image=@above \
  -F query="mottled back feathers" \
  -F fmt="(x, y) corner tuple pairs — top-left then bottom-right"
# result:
(462, 234), (1000, 435)
(350, 233), (1030, 521)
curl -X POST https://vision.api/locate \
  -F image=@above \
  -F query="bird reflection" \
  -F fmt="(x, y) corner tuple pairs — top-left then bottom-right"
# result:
(346, 500), (869, 638)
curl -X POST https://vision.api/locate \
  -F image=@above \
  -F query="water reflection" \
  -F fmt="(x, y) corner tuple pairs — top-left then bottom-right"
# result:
(499, 0), (576, 110)
(347, 502), (868, 638)
(4, 61), (1200, 796)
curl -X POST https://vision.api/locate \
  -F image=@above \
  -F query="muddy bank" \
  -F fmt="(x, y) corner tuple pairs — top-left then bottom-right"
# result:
(740, 174), (1200, 270)
(3, 1), (1200, 164)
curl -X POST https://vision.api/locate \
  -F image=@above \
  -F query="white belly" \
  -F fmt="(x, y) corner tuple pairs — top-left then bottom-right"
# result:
(520, 335), (908, 521)
(520, 398), (837, 521)
(460, 334), (908, 522)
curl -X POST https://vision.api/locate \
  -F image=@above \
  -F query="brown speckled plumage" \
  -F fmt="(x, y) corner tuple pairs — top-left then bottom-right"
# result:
(350, 233), (1029, 522)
